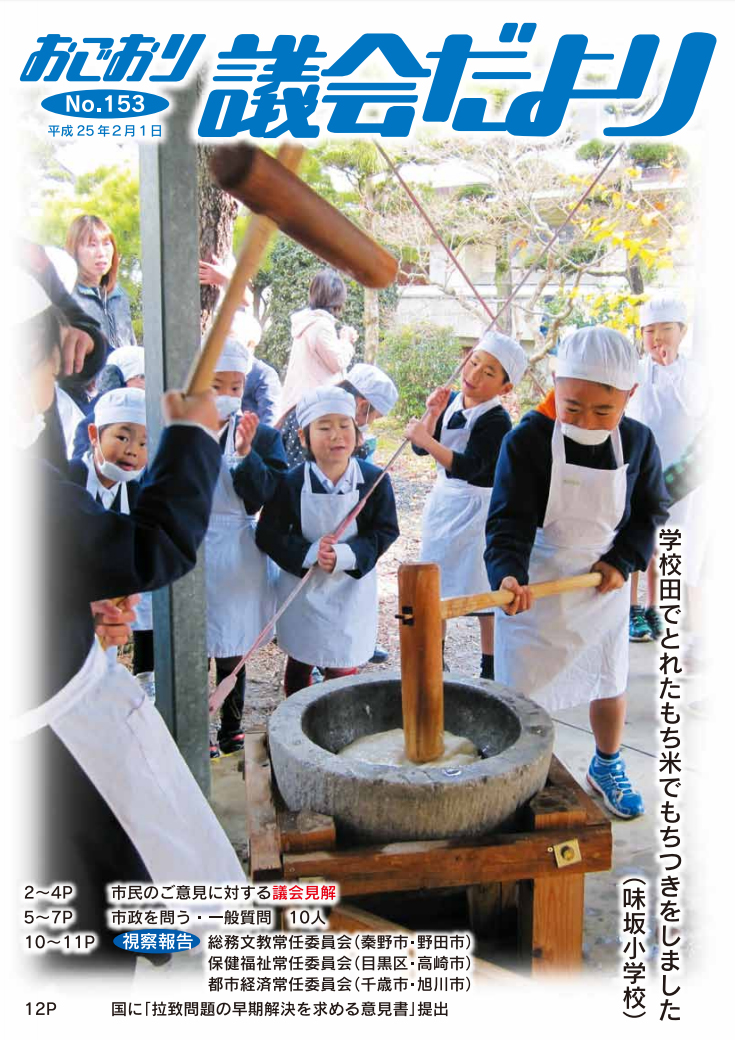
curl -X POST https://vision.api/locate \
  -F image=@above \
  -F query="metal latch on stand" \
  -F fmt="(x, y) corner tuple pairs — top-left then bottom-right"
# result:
(547, 839), (582, 868)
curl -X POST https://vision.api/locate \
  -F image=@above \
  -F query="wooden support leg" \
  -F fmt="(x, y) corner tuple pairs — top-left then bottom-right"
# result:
(518, 786), (587, 974)
(519, 873), (585, 974)
(242, 732), (283, 880)
(467, 882), (517, 940)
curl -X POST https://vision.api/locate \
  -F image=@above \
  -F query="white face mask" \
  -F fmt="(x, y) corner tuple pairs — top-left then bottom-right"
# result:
(14, 379), (49, 450)
(98, 459), (144, 483)
(97, 450), (144, 483)
(215, 395), (241, 420)
(16, 411), (46, 450)
(561, 423), (611, 447)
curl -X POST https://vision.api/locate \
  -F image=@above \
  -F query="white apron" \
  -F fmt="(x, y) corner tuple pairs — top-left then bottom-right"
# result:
(276, 459), (377, 668)
(56, 385), (85, 459)
(420, 394), (499, 606)
(495, 422), (630, 712)
(205, 415), (277, 657)
(14, 641), (245, 882)
(84, 453), (153, 633)
(627, 355), (706, 530)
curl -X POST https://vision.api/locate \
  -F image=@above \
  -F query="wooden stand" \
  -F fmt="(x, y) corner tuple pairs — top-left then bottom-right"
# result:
(243, 732), (612, 975)
(242, 563), (614, 973)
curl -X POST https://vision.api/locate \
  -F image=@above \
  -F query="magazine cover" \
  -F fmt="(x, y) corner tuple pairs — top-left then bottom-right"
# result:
(4, 1), (732, 1033)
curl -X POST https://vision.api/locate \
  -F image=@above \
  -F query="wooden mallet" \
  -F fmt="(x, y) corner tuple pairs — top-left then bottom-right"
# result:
(184, 143), (397, 395)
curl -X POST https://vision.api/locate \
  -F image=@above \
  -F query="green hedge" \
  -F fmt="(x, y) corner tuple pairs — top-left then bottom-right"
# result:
(377, 322), (463, 421)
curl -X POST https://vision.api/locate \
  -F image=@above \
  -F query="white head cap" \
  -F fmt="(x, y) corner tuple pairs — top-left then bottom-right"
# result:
(94, 387), (147, 429)
(296, 386), (356, 429)
(230, 310), (262, 349)
(639, 294), (687, 327)
(556, 326), (639, 391)
(475, 330), (528, 386)
(16, 270), (52, 323)
(214, 336), (253, 377)
(346, 363), (399, 417)
(108, 345), (145, 382)
(45, 246), (78, 294)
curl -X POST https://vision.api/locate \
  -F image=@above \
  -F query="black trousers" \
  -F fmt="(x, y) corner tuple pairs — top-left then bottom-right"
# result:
(213, 657), (245, 739)
(132, 629), (154, 675)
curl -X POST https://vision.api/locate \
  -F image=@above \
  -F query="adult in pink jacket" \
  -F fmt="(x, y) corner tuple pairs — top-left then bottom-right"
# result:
(280, 269), (357, 416)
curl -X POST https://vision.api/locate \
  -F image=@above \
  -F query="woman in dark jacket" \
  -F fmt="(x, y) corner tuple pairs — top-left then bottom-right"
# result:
(66, 214), (136, 350)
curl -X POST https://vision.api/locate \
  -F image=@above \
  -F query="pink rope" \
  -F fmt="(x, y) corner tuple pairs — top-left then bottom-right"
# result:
(373, 142), (498, 324)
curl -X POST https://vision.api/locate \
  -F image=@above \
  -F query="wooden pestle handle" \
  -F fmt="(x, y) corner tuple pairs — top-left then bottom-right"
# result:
(440, 571), (604, 621)
(397, 567), (605, 766)
(184, 143), (305, 395)
(398, 563), (445, 764)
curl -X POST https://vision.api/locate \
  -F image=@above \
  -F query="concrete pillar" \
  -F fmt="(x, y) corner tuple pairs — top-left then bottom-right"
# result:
(139, 87), (211, 796)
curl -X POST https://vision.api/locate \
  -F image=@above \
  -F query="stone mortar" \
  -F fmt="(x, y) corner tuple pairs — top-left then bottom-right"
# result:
(268, 672), (554, 843)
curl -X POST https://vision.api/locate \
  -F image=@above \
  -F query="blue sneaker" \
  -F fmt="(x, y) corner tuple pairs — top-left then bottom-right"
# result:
(629, 605), (652, 642)
(587, 755), (645, 819)
(644, 607), (664, 641)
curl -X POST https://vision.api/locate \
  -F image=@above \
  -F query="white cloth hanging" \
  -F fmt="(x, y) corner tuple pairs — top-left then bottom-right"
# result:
(13, 641), (244, 882)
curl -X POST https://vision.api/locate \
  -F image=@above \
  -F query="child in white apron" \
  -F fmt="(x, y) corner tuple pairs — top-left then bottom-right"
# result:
(256, 386), (400, 695)
(486, 327), (669, 819)
(345, 362), (399, 464)
(276, 365), (399, 671)
(405, 331), (527, 679)
(14, 278), (245, 969)
(626, 295), (707, 645)
(207, 337), (288, 754)
(70, 345), (146, 460)
(278, 363), (398, 468)
(68, 386), (154, 674)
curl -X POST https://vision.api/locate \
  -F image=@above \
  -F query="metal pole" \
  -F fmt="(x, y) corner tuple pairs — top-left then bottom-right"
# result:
(139, 86), (211, 796)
